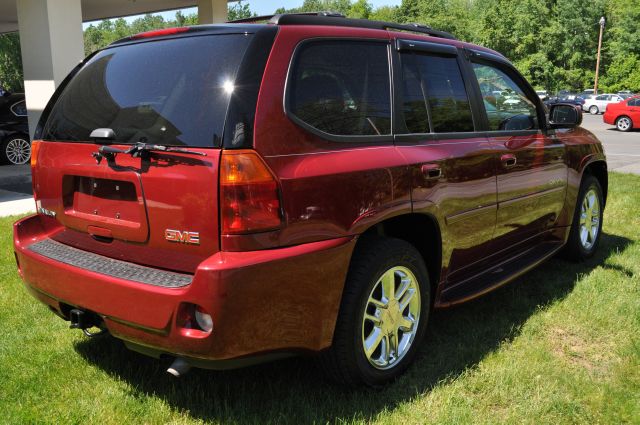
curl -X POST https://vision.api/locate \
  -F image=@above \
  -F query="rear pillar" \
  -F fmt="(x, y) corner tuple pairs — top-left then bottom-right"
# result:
(16, 0), (84, 138)
(198, 0), (228, 24)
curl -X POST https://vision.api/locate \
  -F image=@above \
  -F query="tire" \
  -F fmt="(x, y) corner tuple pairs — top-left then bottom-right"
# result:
(1, 134), (31, 165)
(616, 116), (633, 132)
(319, 237), (430, 387)
(563, 175), (604, 261)
(589, 105), (599, 115)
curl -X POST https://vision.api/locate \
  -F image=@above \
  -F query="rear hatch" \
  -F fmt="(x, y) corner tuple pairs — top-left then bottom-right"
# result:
(32, 28), (274, 273)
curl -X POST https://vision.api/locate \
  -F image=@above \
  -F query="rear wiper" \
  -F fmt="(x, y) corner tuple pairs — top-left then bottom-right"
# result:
(92, 142), (206, 164)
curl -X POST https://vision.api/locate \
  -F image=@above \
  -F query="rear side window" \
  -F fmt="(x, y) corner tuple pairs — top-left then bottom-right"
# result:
(400, 52), (474, 133)
(628, 98), (640, 107)
(288, 41), (391, 137)
(42, 34), (252, 147)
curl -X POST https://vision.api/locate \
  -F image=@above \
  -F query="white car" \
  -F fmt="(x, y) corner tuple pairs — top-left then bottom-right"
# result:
(583, 93), (626, 114)
(536, 90), (548, 101)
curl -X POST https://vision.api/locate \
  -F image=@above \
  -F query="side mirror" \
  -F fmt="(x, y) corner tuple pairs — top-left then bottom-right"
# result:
(548, 103), (582, 129)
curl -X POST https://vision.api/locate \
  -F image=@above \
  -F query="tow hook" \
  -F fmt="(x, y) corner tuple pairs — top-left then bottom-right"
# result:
(69, 308), (107, 337)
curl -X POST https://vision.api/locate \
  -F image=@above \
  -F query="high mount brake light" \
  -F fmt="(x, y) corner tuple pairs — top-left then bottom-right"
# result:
(220, 150), (282, 234)
(131, 27), (190, 39)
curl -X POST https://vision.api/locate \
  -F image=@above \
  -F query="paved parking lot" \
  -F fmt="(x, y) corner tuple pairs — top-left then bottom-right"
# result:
(580, 113), (640, 174)
(0, 115), (637, 218)
(0, 164), (34, 217)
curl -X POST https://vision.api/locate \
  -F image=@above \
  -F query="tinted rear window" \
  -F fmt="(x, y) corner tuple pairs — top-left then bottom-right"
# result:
(42, 34), (252, 147)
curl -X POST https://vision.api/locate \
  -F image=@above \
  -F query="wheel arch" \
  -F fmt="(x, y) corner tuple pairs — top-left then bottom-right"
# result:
(582, 160), (608, 207)
(355, 213), (442, 299)
(615, 114), (633, 126)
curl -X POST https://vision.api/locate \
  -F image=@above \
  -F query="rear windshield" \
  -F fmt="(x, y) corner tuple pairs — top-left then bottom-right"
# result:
(42, 34), (252, 147)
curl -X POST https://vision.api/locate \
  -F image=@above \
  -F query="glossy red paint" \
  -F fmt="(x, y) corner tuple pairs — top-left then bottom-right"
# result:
(603, 95), (640, 129)
(14, 22), (608, 369)
(15, 214), (355, 359)
(33, 142), (219, 272)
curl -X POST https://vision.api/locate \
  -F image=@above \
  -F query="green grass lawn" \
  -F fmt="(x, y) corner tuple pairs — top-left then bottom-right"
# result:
(1, 172), (639, 424)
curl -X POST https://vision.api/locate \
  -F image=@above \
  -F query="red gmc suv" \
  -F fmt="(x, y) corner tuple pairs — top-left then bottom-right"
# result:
(13, 13), (607, 387)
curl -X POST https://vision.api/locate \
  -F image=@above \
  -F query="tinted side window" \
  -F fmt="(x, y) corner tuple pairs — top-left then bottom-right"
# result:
(289, 41), (391, 136)
(596, 95), (608, 101)
(473, 63), (538, 131)
(400, 53), (429, 133)
(628, 98), (640, 107)
(400, 52), (474, 133)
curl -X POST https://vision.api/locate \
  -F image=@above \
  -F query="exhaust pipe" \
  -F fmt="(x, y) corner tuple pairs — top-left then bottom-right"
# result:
(167, 357), (191, 377)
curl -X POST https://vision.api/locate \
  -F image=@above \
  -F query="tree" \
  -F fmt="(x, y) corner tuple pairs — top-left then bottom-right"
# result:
(228, 1), (256, 21)
(0, 33), (24, 92)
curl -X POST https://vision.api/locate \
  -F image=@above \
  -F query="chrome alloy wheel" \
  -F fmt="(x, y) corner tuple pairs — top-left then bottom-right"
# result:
(617, 117), (631, 131)
(579, 188), (600, 250)
(362, 266), (421, 370)
(5, 137), (31, 165)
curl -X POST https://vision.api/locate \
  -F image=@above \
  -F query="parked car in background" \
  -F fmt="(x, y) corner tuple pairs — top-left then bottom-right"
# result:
(0, 92), (31, 165)
(578, 89), (595, 99)
(603, 95), (640, 132)
(13, 13), (608, 387)
(583, 93), (627, 114)
(544, 94), (585, 109)
(536, 90), (548, 101)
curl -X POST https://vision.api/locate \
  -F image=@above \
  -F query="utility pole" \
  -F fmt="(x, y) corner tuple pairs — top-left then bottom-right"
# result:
(594, 16), (605, 95)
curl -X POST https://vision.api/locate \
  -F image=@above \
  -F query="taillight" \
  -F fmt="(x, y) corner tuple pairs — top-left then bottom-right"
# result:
(30, 140), (41, 204)
(220, 150), (282, 234)
(30, 140), (41, 168)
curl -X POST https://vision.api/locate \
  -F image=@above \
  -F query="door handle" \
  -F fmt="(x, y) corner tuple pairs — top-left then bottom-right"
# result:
(421, 163), (442, 180)
(501, 154), (517, 168)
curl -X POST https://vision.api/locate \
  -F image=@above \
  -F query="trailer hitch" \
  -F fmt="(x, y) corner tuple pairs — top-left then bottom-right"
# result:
(69, 308), (107, 337)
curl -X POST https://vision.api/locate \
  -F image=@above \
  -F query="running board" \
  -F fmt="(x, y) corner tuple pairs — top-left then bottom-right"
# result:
(438, 241), (564, 307)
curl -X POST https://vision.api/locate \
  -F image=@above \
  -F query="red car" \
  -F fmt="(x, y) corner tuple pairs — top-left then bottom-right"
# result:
(603, 95), (640, 131)
(13, 13), (607, 387)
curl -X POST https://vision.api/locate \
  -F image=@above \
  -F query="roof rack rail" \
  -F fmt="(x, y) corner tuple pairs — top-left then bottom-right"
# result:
(228, 11), (343, 24)
(267, 12), (457, 40)
(228, 12), (457, 40)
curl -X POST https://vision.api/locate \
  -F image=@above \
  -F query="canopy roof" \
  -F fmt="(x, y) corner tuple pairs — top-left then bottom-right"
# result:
(0, 0), (227, 33)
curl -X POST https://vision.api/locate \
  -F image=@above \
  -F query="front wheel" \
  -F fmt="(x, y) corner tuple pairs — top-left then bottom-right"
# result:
(564, 175), (604, 261)
(1, 134), (31, 165)
(320, 237), (430, 387)
(616, 116), (633, 132)
(589, 105), (599, 115)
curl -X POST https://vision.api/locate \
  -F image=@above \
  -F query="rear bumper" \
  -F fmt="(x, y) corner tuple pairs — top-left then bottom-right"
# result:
(14, 214), (355, 364)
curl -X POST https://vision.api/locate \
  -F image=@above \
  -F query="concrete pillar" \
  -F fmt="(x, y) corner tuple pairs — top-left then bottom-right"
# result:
(16, 0), (84, 138)
(198, 0), (228, 24)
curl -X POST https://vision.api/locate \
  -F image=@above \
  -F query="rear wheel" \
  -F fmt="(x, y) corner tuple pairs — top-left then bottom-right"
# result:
(589, 105), (599, 114)
(616, 116), (632, 132)
(1, 134), (31, 165)
(320, 237), (430, 387)
(564, 175), (603, 261)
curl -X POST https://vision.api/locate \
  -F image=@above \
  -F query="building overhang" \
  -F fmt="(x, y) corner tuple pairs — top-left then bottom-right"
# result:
(0, 0), (232, 34)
